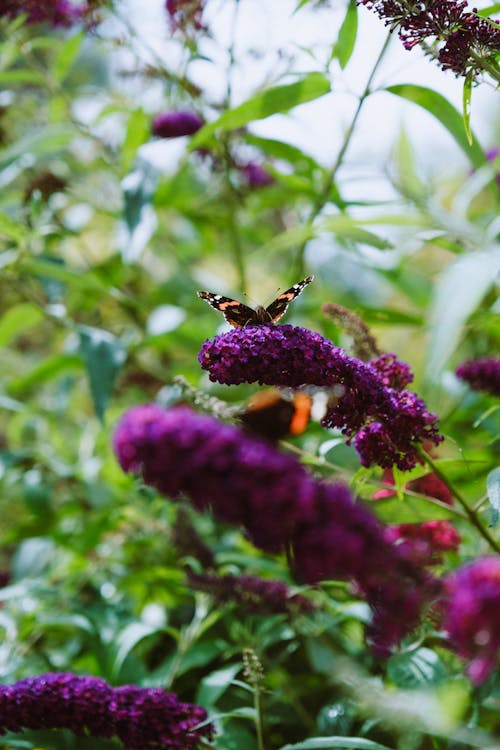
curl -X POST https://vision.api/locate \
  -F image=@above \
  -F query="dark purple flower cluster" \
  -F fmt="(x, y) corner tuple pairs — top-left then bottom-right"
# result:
(1, 0), (99, 27)
(369, 353), (413, 390)
(114, 404), (439, 653)
(442, 557), (500, 684)
(0, 672), (212, 749)
(152, 110), (204, 139)
(199, 325), (442, 470)
(187, 570), (315, 615)
(114, 403), (315, 552)
(358, 0), (500, 76)
(166, 0), (204, 32)
(455, 357), (500, 397)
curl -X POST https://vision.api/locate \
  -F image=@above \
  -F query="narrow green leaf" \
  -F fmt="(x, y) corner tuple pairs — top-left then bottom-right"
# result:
(51, 32), (83, 83)
(121, 107), (151, 174)
(486, 466), (500, 526)
(386, 85), (485, 168)
(0, 213), (26, 243)
(477, 3), (500, 14)
(78, 326), (127, 421)
(334, 0), (358, 69)
(190, 73), (331, 148)
(322, 215), (392, 249)
(0, 303), (43, 348)
(8, 353), (82, 395)
(278, 738), (394, 750)
(120, 164), (158, 262)
(196, 663), (241, 708)
(462, 72), (473, 147)
(426, 247), (500, 380)
(110, 622), (160, 682)
(0, 70), (46, 85)
(0, 126), (76, 170)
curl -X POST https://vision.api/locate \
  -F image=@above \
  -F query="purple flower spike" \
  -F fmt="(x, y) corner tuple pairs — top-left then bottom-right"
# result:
(456, 357), (500, 397)
(114, 404), (439, 654)
(199, 325), (442, 470)
(443, 557), (500, 684)
(114, 403), (315, 552)
(152, 110), (204, 138)
(1, 0), (96, 27)
(0, 673), (212, 749)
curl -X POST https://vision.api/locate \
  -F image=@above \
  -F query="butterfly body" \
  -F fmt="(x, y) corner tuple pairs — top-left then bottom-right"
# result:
(197, 276), (313, 327)
(239, 389), (312, 441)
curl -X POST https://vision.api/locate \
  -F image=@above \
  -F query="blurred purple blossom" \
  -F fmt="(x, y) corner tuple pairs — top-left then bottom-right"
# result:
(0, 672), (212, 749)
(152, 110), (204, 139)
(1, 0), (98, 27)
(456, 357), (500, 397)
(443, 557), (500, 683)
(385, 520), (461, 566)
(240, 161), (275, 188)
(187, 570), (315, 615)
(166, 0), (204, 32)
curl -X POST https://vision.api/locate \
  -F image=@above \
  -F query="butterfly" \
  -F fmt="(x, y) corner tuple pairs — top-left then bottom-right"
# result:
(197, 275), (314, 327)
(238, 389), (312, 441)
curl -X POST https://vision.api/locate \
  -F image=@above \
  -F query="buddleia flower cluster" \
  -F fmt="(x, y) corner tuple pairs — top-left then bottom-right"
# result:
(358, 0), (500, 77)
(114, 403), (439, 655)
(455, 357), (500, 397)
(1, 0), (104, 27)
(442, 557), (500, 684)
(198, 325), (442, 470)
(0, 673), (212, 750)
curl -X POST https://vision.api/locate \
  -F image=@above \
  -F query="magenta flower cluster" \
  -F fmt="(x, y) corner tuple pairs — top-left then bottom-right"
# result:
(359, 0), (500, 76)
(114, 404), (438, 654)
(199, 325), (442, 470)
(1, 0), (98, 27)
(455, 357), (500, 397)
(187, 570), (315, 615)
(385, 520), (460, 566)
(0, 672), (212, 749)
(443, 557), (500, 684)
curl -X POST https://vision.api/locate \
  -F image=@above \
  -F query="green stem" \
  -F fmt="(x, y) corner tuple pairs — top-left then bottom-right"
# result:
(294, 32), (393, 277)
(419, 449), (499, 552)
(254, 685), (265, 750)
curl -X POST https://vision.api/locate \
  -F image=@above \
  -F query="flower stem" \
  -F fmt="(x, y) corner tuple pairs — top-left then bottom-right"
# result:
(419, 449), (499, 552)
(293, 32), (393, 277)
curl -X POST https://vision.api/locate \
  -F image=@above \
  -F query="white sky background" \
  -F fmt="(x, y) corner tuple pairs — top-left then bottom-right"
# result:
(120, 0), (500, 199)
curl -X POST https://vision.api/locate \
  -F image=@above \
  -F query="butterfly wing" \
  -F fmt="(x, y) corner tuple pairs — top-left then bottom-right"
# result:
(197, 291), (258, 327)
(264, 275), (314, 323)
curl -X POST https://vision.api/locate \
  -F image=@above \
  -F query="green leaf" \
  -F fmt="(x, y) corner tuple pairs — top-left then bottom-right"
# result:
(388, 648), (448, 688)
(334, 0), (358, 69)
(462, 72), (473, 147)
(386, 85), (485, 168)
(426, 247), (500, 380)
(486, 466), (500, 526)
(0, 126), (77, 170)
(0, 70), (46, 85)
(8, 353), (82, 395)
(477, 3), (500, 14)
(190, 72), (331, 148)
(0, 213), (26, 243)
(322, 215), (392, 249)
(120, 163), (158, 262)
(110, 622), (161, 682)
(0, 303), (43, 348)
(278, 738), (394, 750)
(51, 32), (83, 83)
(196, 663), (241, 709)
(121, 107), (151, 174)
(78, 326), (127, 421)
